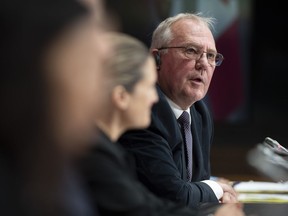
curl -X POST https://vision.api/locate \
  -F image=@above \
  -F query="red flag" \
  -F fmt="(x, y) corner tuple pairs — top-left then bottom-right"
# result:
(197, 0), (245, 121)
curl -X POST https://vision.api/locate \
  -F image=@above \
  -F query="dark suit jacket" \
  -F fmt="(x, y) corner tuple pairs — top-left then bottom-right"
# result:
(118, 85), (218, 208)
(80, 129), (204, 216)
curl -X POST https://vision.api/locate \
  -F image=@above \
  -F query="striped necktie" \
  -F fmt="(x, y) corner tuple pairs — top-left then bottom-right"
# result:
(178, 111), (193, 181)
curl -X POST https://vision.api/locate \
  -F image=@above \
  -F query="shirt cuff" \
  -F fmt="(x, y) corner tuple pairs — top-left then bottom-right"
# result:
(202, 180), (224, 200)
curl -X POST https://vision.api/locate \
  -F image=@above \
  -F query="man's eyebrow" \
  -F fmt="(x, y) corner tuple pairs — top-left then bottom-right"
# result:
(183, 43), (217, 53)
(182, 42), (199, 47)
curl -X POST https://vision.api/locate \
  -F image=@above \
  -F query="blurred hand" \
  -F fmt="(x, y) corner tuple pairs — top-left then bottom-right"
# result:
(221, 191), (239, 203)
(215, 203), (245, 216)
(215, 177), (230, 184)
(217, 182), (239, 203)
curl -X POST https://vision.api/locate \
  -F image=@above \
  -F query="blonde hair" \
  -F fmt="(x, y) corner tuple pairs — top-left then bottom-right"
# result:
(105, 32), (150, 92)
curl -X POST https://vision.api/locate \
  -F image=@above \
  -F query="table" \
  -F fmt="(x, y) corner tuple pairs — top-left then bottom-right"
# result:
(244, 203), (288, 216)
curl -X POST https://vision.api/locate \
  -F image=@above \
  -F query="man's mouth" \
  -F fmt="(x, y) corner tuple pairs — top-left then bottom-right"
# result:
(190, 77), (203, 83)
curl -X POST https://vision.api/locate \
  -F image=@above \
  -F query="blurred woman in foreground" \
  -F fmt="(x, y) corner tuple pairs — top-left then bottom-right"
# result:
(0, 0), (109, 215)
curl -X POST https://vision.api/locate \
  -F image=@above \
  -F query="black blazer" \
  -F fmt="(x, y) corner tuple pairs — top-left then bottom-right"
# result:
(118, 85), (218, 208)
(80, 129), (205, 216)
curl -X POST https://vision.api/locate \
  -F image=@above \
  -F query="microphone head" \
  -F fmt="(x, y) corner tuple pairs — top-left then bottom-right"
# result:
(247, 137), (288, 182)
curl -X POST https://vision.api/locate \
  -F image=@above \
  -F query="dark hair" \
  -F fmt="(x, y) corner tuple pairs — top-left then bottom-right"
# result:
(0, 0), (92, 214)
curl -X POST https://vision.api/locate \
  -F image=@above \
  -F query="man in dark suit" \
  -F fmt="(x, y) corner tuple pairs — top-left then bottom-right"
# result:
(118, 12), (238, 208)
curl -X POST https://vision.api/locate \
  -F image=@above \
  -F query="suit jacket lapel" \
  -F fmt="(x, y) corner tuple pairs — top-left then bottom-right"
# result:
(156, 85), (206, 181)
(190, 106), (204, 180)
(155, 85), (187, 180)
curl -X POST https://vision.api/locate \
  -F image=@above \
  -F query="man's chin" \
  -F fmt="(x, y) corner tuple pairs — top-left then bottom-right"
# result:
(185, 89), (205, 102)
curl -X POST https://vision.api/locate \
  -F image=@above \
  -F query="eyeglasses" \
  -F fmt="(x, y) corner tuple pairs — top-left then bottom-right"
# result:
(157, 46), (224, 66)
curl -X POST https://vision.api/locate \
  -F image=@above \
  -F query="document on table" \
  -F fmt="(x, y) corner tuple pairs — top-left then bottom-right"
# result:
(238, 193), (288, 203)
(233, 181), (288, 203)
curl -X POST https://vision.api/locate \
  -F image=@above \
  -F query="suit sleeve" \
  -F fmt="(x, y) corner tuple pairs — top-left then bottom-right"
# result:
(119, 128), (218, 208)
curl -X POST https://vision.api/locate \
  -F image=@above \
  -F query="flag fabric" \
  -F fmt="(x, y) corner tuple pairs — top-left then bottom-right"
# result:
(196, 0), (245, 122)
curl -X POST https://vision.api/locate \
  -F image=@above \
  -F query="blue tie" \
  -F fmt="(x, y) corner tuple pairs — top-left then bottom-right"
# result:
(178, 111), (193, 181)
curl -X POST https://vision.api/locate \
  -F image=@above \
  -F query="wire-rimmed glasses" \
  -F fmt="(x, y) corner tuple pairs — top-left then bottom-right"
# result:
(157, 45), (224, 67)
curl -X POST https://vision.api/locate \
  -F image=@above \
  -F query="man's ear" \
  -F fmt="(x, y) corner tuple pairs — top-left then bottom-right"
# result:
(152, 49), (161, 71)
(111, 85), (130, 110)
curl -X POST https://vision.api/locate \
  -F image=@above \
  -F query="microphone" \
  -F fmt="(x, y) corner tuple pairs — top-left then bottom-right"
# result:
(247, 137), (288, 182)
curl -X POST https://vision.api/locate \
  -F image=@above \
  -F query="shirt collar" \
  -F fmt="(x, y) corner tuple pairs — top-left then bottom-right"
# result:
(165, 95), (191, 124)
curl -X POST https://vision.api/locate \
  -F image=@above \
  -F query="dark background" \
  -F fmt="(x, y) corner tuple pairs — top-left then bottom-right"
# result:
(104, 0), (288, 181)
